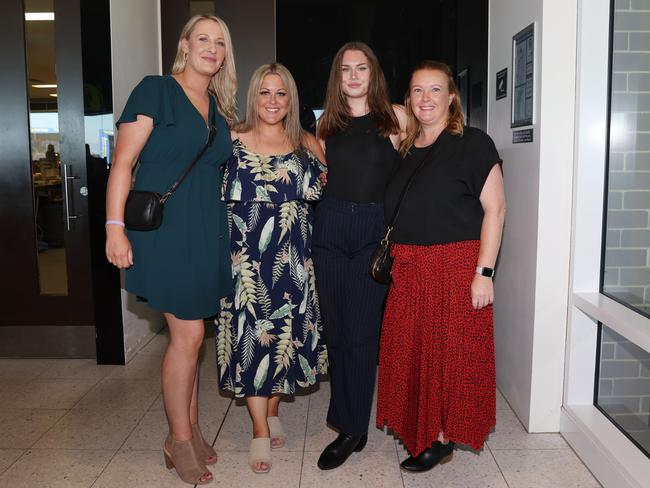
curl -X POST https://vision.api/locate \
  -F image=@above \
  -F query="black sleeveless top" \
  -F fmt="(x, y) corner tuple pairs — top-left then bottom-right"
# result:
(324, 114), (398, 203)
(385, 127), (502, 245)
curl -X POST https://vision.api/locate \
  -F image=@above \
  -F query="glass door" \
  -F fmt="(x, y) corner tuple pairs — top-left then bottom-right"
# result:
(0, 0), (97, 355)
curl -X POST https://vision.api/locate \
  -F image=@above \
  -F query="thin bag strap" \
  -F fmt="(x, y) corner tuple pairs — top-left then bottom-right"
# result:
(383, 134), (445, 241)
(160, 97), (218, 203)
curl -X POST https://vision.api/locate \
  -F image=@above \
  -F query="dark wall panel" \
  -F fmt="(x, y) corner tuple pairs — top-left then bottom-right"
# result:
(218, 0), (276, 117)
(276, 0), (458, 110)
(457, 1), (489, 131)
(161, 0), (190, 74)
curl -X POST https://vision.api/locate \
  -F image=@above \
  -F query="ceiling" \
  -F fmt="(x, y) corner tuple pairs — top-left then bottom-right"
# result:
(25, 0), (57, 104)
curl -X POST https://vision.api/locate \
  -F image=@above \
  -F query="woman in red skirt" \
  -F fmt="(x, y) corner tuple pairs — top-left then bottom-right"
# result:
(377, 60), (506, 472)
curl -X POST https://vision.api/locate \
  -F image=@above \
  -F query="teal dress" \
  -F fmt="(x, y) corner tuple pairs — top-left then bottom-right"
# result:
(117, 75), (232, 320)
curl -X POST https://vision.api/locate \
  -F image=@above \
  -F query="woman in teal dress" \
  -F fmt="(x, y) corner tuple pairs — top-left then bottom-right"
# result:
(105, 15), (236, 485)
(217, 63), (327, 473)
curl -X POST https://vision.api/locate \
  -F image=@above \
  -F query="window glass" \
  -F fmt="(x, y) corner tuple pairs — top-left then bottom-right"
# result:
(596, 324), (650, 456)
(602, 2), (650, 317)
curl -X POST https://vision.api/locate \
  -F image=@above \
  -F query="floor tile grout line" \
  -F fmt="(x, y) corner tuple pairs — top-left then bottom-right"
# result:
(298, 386), (312, 488)
(24, 375), (106, 450)
(209, 394), (235, 449)
(86, 347), (167, 488)
(87, 396), (161, 488)
(395, 438), (406, 488)
(0, 356), (152, 486)
(205, 394), (235, 488)
(0, 449), (30, 480)
(486, 441), (512, 488)
(87, 387), (231, 488)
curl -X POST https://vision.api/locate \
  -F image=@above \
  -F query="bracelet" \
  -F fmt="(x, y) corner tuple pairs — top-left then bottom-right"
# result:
(105, 220), (125, 227)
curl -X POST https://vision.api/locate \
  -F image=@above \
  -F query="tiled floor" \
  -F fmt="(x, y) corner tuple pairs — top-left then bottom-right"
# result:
(0, 328), (602, 488)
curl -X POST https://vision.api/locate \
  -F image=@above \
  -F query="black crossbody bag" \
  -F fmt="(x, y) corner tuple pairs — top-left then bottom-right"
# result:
(124, 106), (217, 231)
(369, 140), (442, 284)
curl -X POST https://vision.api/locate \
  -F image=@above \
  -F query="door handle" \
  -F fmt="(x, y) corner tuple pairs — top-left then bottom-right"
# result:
(62, 163), (79, 231)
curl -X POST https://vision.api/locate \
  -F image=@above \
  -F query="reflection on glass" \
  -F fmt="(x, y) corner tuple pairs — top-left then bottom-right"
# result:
(596, 325), (650, 456)
(603, 6), (650, 316)
(26, 0), (68, 295)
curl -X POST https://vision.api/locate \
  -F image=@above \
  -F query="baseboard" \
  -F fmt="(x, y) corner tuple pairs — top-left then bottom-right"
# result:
(561, 405), (648, 488)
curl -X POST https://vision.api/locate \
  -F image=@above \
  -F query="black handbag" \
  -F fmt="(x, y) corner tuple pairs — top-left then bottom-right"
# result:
(369, 141), (441, 284)
(124, 106), (217, 231)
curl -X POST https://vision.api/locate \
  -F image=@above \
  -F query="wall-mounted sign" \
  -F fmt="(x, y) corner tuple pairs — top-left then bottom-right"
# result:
(513, 128), (533, 144)
(496, 68), (507, 100)
(511, 23), (535, 127)
(457, 68), (469, 125)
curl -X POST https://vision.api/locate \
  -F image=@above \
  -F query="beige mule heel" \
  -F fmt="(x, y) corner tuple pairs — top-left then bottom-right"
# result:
(249, 437), (272, 474)
(267, 416), (286, 449)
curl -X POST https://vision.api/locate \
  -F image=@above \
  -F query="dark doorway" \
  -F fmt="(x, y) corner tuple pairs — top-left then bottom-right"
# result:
(0, 0), (123, 362)
(276, 0), (488, 130)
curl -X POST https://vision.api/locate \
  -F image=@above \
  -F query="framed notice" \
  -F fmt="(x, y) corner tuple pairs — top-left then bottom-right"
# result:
(511, 23), (535, 127)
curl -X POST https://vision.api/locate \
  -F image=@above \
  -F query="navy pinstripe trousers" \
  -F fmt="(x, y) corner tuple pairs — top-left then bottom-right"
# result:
(312, 197), (388, 435)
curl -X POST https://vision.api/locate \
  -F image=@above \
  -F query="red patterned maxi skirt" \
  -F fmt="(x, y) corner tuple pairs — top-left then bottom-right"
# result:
(376, 240), (495, 455)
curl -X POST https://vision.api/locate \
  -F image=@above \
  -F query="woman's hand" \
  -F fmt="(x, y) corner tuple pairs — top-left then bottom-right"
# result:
(471, 274), (493, 309)
(105, 226), (133, 268)
(105, 114), (152, 269)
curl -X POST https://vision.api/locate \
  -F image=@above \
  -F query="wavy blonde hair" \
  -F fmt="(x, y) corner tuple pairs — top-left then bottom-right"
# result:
(236, 63), (305, 151)
(399, 60), (464, 157)
(171, 15), (238, 127)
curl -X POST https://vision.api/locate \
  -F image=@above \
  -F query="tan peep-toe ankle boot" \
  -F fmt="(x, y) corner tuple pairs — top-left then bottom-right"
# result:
(191, 423), (218, 465)
(163, 434), (213, 485)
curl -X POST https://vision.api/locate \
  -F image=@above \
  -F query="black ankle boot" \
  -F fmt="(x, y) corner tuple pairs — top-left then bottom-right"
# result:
(400, 441), (454, 472)
(317, 433), (368, 470)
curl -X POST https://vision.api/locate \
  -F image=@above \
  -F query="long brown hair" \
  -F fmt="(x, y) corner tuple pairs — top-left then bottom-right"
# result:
(317, 41), (399, 140)
(399, 60), (464, 157)
(171, 15), (238, 127)
(236, 63), (305, 151)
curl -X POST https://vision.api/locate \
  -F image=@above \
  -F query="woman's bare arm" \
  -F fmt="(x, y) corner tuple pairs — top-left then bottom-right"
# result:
(471, 164), (506, 309)
(105, 115), (153, 268)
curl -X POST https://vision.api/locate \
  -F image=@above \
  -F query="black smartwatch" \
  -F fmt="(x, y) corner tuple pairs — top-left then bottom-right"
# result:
(476, 266), (495, 278)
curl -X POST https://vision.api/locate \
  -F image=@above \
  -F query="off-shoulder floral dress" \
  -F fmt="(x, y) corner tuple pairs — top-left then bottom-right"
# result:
(216, 139), (328, 397)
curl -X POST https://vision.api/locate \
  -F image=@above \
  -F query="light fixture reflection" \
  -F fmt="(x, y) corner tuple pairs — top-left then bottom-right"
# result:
(25, 12), (55, 21)
(32, 84), (57, 88)
(49, 94), (57, 97)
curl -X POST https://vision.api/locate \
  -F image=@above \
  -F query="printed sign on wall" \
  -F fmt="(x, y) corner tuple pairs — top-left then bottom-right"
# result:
(511, 23), (535, 127)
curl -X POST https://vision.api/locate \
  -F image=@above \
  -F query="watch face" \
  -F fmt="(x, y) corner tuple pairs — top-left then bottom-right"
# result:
(480, 267), (494, 277)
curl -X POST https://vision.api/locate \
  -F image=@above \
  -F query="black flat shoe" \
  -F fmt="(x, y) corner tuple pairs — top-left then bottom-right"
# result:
(317, 433), (368, 470)
(400, 441), (454, 472)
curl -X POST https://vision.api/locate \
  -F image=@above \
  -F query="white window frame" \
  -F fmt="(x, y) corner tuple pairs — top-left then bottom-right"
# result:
(563, 1), (650, 486)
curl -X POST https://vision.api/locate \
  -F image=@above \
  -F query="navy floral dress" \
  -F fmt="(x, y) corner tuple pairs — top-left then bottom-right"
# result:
(217, 139), (328, 397)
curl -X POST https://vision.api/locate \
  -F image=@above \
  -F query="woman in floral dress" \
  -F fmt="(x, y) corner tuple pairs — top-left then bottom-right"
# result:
(216, 63), (327, 473)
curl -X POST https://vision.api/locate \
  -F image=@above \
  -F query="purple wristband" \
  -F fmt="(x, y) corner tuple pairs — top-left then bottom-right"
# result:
(105, 220), (125, 227)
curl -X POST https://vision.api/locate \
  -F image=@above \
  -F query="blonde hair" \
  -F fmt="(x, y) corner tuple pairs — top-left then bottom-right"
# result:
(237, 63), (305, 151)
(171, 15), (238, 127)
(399, 60), (465, 157)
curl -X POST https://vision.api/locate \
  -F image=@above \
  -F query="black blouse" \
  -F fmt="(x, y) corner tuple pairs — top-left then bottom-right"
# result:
(385, 127), (502, 245)
(324, 114), (398, 203)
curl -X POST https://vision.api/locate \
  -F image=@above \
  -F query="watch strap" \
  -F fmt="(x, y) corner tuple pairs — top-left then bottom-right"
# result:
(476, 266), (495, 278)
